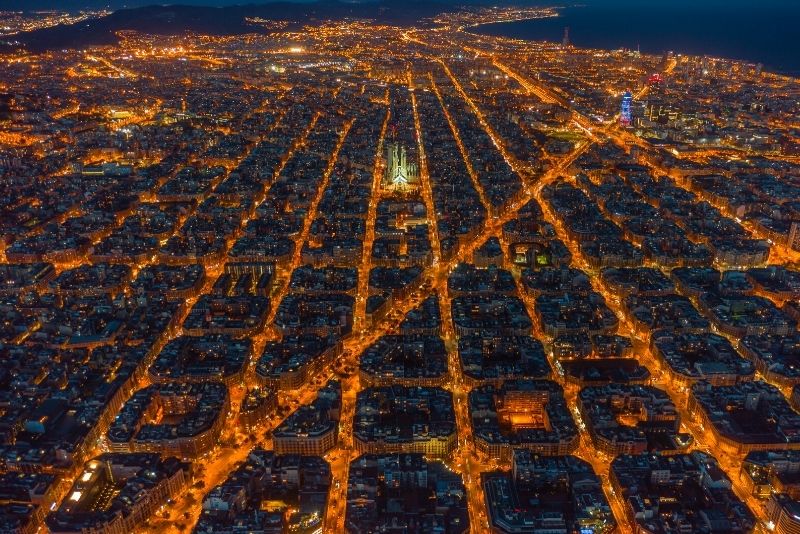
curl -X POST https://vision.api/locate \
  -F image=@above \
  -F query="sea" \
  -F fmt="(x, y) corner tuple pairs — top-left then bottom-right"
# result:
(472, 1), (800, 77)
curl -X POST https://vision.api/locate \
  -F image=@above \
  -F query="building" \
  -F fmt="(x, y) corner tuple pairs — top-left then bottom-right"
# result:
(383, 143), (418, 192)
(688, 381), (800, 454)
(740, 450), (800, 498)
(149, 334), (250, 386)
(107, 382), (229, 459)
(651, 330), (755, 386)
(578, 384), (688, 456)
(47, 453), (190, 534)
(256, 334), (341, 390)
(484, 450), (615, 534)
(470, 380), (578, 460)
(273, 380), (340, 456)
(620, 91), (633, 126)
(767, 493), (800, 534)
(458, 334), (551, 386)
(0, 472), (57, 534)
(359, 334), (449, 387)
(194, 449), (330, 534)
(610, 452), (754, 533)
(346, 454), (469, 533)
(238, 387), (277, 432)
(353, 386), (457, 457)
(738, 333), (800, 387)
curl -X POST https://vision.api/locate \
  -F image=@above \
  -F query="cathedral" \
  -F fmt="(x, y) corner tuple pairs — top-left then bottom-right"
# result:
(383, 143), (419, 192)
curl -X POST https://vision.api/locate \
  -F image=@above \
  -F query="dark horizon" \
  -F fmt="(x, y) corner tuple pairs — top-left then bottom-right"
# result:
(5, 0), (800, 12)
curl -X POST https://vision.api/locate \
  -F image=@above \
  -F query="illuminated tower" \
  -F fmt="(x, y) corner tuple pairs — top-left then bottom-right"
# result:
(383, 143), (418, 192)
(620, 91), (633, 127)
(562, 27), (570, 48)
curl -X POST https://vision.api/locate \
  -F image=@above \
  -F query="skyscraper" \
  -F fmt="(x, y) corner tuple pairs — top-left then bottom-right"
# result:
(562, 27), (570, 48)
(620, 91), (633, 126)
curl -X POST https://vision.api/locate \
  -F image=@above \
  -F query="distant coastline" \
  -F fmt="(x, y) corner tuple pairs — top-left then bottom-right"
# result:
(471, 5), (800, 77)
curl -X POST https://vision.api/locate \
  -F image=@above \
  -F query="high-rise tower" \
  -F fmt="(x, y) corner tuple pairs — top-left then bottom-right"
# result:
(620, 91), (633, 126)
(562, 27), (570, 48)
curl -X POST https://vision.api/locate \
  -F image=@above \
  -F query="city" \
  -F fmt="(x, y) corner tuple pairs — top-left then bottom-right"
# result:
(1, 3), (800, 533)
